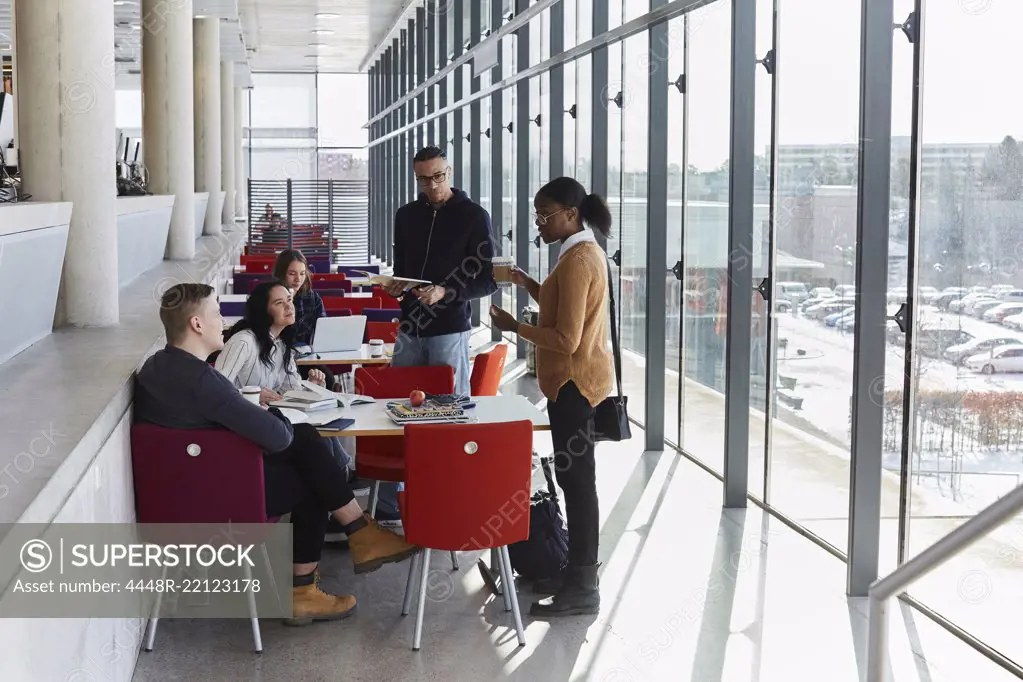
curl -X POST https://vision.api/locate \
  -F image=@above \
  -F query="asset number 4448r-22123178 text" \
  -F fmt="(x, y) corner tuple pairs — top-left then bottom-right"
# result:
(124, 578), (261, 593)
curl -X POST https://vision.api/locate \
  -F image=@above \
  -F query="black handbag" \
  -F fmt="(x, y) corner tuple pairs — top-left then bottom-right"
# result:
(506, 456), (570, 581)
(593, 259), (632, 442)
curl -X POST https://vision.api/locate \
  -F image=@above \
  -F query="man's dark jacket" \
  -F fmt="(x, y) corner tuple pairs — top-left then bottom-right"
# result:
(393, 188), (498, 337)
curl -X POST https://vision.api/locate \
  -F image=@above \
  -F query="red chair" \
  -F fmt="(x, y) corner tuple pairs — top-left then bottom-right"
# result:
(310, 273), (347, 283)
(324, 296), (382, 316)
(353, 366), (453, 513)
(353, 366), (457, 570)
(130, 423), (279, 654)
(365, 321), (399, 343)
(399, 421), (533, 650)
(312, 279), (353, 293)
(469, 344), (509, 397)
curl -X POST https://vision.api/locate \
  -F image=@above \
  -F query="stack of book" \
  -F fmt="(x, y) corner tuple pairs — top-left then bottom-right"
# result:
(385, 398), (476, 425)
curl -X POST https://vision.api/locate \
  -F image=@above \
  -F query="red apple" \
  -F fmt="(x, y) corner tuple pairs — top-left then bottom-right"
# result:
(409, 390), (426, 407)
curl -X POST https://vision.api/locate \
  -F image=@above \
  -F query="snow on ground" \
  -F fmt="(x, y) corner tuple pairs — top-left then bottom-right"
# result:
(772, 307), (1023, 513)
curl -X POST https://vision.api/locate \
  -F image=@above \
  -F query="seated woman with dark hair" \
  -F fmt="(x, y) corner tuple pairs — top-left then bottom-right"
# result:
(272, 248), (335, 390)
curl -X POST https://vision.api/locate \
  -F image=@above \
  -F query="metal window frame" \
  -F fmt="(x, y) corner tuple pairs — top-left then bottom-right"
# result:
(722, 0), (756, 508)
(846, 0), (893, 597)
(407, 18), (417, 203)
(489, 0), (506, 344)
(365, 0), (564, 126)
(452, 1), (465, 189)
(644, 0), (670, 450)
(514, 0), (531, 361)
(590, 0), (610, 253)
(427, 1), (438, 145)
(366, 0), (718, 149)
(547, 0), (565, 273)
(438, 3), (449, 149)
(416, 7), (427, 152)
(469, 0), (483, 328)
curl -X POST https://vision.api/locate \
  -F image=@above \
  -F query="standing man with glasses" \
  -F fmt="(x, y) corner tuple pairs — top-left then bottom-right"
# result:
(383, 146), (497, 396)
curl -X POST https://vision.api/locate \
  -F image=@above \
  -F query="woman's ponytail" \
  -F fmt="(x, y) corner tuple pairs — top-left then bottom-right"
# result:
(579, 193), (613, 238)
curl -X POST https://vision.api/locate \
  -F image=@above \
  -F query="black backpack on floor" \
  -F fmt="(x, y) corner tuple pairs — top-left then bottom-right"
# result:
(507, 455), (570, 581)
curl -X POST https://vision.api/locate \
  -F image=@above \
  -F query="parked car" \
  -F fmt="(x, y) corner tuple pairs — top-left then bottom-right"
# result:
(825, 308), (856, 328)
(777, 282), (810, 305)
(806, 302), (853, 321)
(968, 299), (1003, 317)
(1002, 313), (1023, 331)
(918, 286), (941, 304)
(989, 284), (1016, 296)
(969, 286), (990, 295)
(943, 336), (1022, 365)
(949, 293), (991, 313)
(799, 295), (836, 313)
(983, 303), (1023, 323)
(965, 344), (1023, 374)
(810, 287), (834, 300)
(998, 289), (1023, 302)
(833, 284), (856, 298)
(935, 288), (969, 309)
(775, 299), (793, 313)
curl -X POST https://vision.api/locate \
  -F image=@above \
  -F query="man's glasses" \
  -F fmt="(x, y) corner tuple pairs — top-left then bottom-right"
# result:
(415, 170), (449, 186)
(533, 207), (568, 225)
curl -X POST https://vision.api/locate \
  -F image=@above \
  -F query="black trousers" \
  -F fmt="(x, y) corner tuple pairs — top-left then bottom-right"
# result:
(263, 424), (354, 564)
(548, 381), (599, 568)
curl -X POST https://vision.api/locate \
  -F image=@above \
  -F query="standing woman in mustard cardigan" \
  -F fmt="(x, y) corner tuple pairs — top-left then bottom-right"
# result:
(489, 176), (615, 617)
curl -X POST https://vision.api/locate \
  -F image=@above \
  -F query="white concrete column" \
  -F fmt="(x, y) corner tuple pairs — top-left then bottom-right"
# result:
(14, 0), (118, 326)
(142, 0), (196, 260)
(234, 86), (247, 217)
(220, 61), (236, 224)
(193, 17), (222, 235)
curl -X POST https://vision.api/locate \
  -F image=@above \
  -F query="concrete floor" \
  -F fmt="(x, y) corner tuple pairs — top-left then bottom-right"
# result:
(132, 432), (1020, 682)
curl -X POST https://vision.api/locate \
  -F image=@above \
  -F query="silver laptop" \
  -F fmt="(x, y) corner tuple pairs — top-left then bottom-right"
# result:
(312, 315), (367, 353)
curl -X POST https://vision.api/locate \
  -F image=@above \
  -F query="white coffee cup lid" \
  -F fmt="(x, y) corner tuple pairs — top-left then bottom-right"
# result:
(369, 338), (384, 345)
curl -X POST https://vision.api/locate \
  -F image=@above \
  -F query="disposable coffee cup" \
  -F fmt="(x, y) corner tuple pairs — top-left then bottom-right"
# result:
(241, 386), (261, 405)
(368, 339), (385, 357)
(493, 257), (515, 287)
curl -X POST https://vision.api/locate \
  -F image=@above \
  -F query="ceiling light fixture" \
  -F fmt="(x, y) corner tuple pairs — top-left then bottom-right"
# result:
(113, 1), (138, 6)
(308, 43), (327, 48)
(314, 13), (342, 19)
(311, 29), (334, 35)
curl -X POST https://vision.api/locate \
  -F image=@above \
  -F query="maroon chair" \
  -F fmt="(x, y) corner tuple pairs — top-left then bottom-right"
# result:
(130, 423), (279, 654)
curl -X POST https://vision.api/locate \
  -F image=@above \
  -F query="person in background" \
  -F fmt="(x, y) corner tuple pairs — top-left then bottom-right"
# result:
(382, 145), (497, 397)
(489, 176), (614, 618)
(135, 283), (419, 626)
(273, 249), (335, 390)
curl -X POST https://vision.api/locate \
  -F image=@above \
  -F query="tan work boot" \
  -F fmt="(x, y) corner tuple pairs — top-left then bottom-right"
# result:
(348, 514), (420, 574)
(284, 573), (357, 626)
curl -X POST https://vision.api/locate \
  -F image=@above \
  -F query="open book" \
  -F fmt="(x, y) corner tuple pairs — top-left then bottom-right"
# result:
(352, 270), (431, 291)
(267, 380), (339, 412)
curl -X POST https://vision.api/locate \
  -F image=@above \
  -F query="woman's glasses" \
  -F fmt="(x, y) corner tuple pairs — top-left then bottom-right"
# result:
(533, 207), (568, 225)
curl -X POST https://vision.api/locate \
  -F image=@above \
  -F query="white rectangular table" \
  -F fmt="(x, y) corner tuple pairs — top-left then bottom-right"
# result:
(294, 344), (395, 366)
(313, 395), (550, 436)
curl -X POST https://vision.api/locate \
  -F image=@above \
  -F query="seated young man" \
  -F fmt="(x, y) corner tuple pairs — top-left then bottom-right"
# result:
(134, 283), (419, 626)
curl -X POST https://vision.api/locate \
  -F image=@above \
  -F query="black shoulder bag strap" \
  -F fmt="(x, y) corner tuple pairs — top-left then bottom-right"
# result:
(605, 258), (624, 401)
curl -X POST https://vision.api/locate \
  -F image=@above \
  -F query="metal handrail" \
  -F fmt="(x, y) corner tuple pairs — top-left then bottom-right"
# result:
(866, 482), (1023, 680)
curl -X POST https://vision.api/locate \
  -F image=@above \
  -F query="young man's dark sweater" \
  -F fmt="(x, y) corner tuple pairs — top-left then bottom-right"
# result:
(134, 346), (294, 453)
(393, 188), (498, 337)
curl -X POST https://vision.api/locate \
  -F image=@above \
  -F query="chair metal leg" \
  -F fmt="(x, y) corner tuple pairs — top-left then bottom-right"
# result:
(144, 565), (168, 651)
(499, 545), (526, 647)
(243, 559), (263, 653)
(369, 481), (381, 517)
(499, 549), (513, 612)
(449, 550), (459, 570)
(260, 544), (281, 612)
(490, 547), (503, 594)
(413, 548), (432, 651)
(402, 551), (420, 616)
